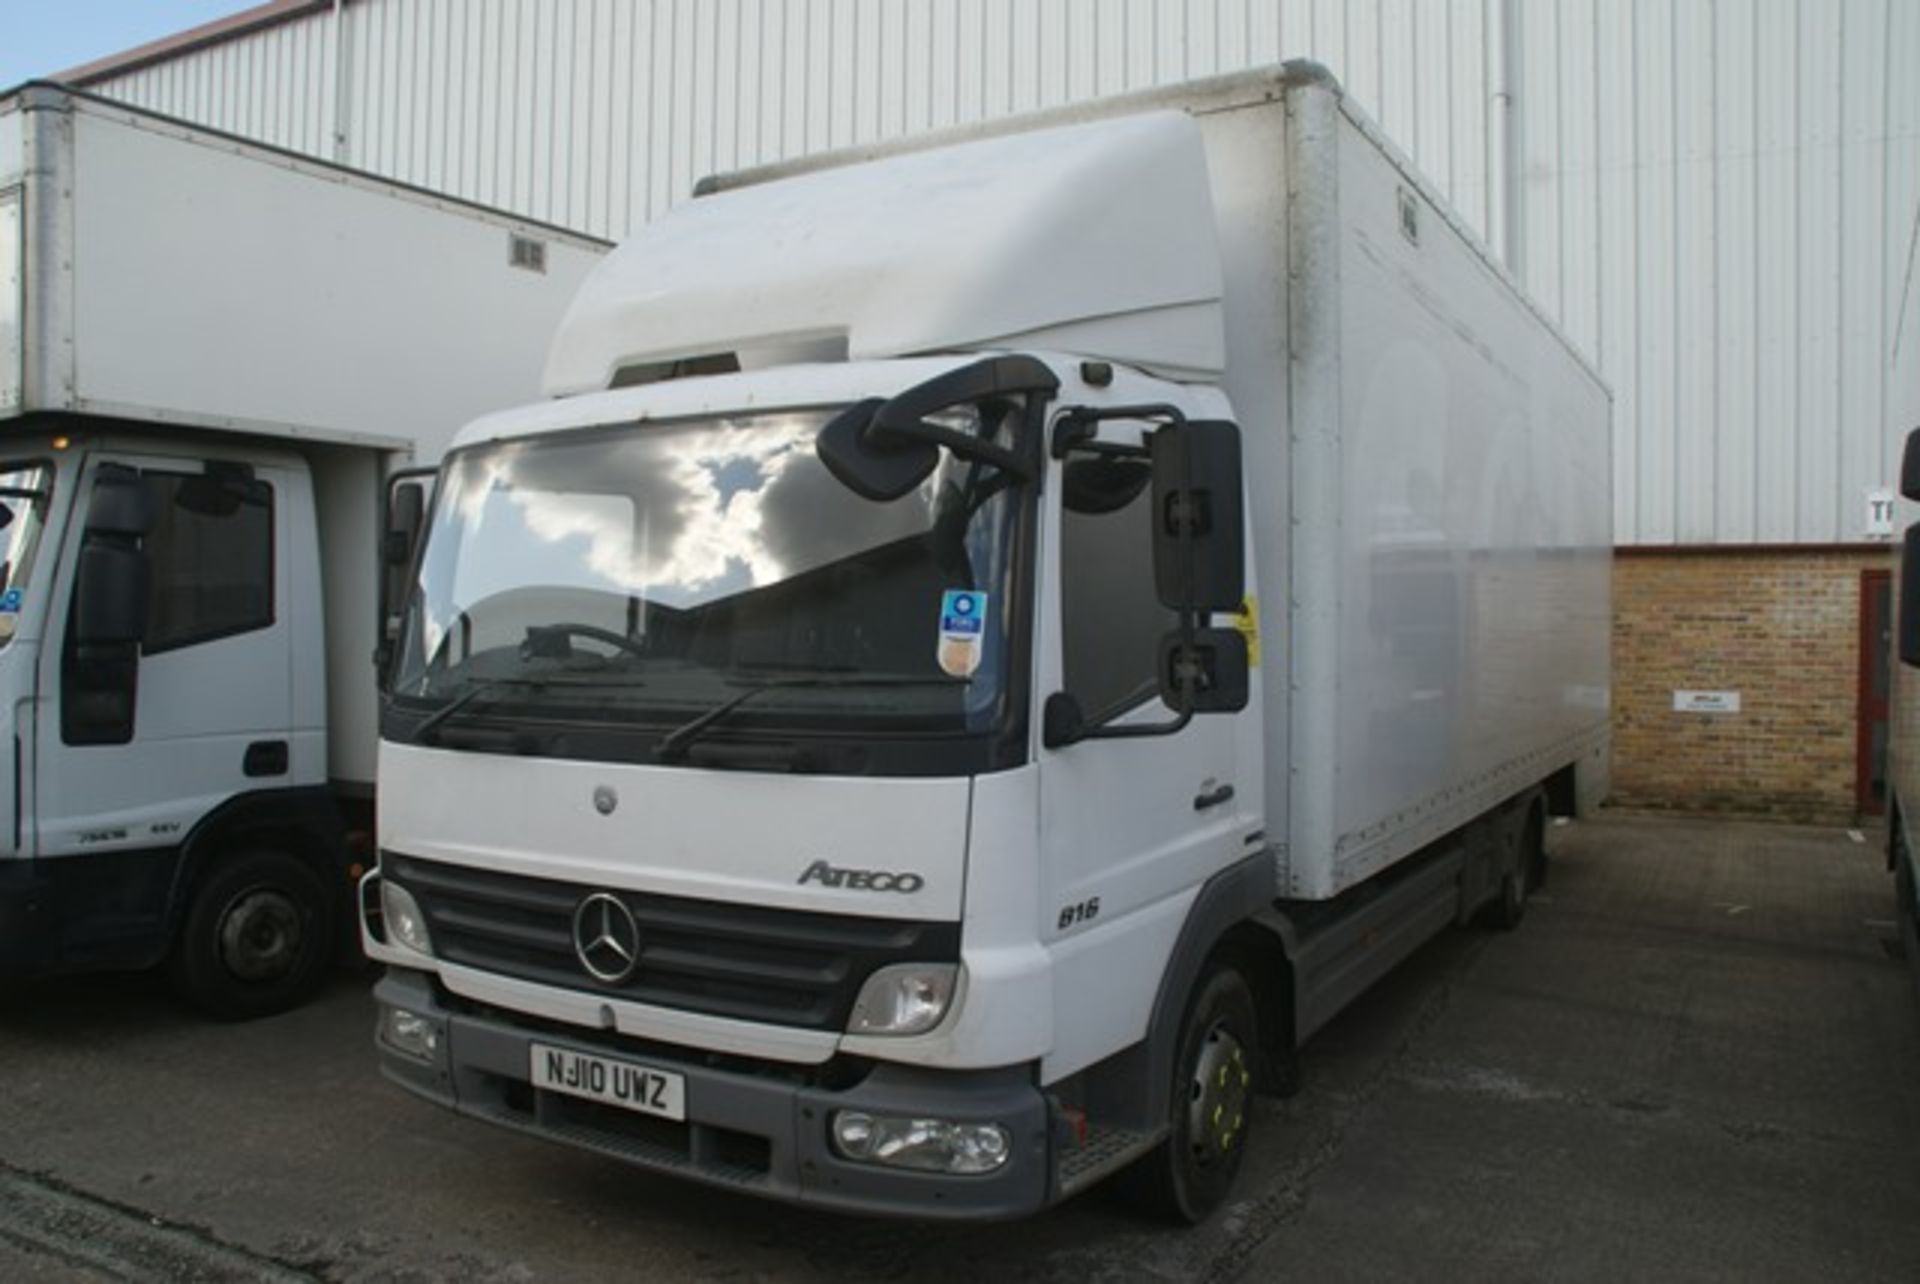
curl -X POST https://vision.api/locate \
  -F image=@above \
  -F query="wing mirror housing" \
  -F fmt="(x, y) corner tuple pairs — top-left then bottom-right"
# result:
(1150, 420), (1245, 611)
(1158, 627), (1249, 713)
(84, 463), (153, 538)
(1901, 426), (1920, 502)
(816, 355), (1059, 501)
(71, 543), (149, 647)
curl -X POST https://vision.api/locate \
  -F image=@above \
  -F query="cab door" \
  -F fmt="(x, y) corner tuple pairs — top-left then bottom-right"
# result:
(35, 452), (294, 881)
(1034, 412), (1261, 1073)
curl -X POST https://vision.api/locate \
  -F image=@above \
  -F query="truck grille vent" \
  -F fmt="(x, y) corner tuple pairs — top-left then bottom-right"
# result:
(383, 852), (960, 1031)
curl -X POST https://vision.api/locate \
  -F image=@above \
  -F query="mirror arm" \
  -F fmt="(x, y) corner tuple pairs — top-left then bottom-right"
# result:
(868, 417), (1032, 479)
(863, 354), (1061, 479)
(1074, 702), (1194, 744)
(1049, 403), (1187, 459)
(1055, 660), (1200, 748)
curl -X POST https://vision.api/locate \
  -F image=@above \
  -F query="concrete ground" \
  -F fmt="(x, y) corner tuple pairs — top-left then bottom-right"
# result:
(0, 814), (1914, 1282)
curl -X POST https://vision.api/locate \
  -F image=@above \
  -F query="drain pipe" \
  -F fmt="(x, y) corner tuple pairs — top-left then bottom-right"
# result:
(1485, 0), (1522, 276)
(331, 0), (353, 163)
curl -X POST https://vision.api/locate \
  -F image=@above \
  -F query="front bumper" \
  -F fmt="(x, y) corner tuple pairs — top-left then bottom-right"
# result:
(373, 969), (1055, 1219)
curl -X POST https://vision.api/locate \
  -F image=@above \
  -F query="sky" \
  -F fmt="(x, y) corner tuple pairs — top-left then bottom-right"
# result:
(0, 1), (255, 90)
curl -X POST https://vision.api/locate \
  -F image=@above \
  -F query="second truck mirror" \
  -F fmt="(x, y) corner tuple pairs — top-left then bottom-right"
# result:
(385, 479), (426, 568)
(1150, 420), (1245, 611)
(71, 543), (149, 646)
(377, 472), (435, 687)
(1902, 426), (1920, 502)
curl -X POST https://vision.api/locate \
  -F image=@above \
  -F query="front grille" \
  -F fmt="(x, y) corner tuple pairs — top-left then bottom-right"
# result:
(385, 852), (959, 1030)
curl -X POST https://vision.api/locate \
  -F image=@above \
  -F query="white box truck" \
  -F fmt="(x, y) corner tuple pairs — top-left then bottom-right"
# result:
(1884, 430), (1920, 1002)
(362, 64), (1611, 1219)
(0, 86), (607, 1017)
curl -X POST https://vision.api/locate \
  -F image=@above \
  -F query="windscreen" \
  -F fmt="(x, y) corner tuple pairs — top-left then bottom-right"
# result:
(390, 409), (1024, 757)
(0, 461), (52, 647)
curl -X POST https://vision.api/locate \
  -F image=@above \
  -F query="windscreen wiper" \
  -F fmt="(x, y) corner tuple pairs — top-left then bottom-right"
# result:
(655, 675), (964, 763)
(412, 672), (647, 744)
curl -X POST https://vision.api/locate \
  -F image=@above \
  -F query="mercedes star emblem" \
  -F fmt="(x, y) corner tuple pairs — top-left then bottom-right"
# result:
(572, 892), (641, 983)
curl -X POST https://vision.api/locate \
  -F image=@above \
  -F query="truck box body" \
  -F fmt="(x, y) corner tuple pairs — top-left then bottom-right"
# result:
(0, 86), (607, 790)
(0, 86), (607, 1010)
(365, 64), (1611, 1217)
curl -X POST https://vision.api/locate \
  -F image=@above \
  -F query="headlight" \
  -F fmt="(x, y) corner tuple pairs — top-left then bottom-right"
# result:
(830, 1111), (1010, 1174)
(847, 963), (957, 1036)
(381, 880), (434, 956)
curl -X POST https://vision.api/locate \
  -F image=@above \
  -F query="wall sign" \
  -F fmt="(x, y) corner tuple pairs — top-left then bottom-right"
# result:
(1866, 488), (1895, 537)
(1673, 690), (1741, 714)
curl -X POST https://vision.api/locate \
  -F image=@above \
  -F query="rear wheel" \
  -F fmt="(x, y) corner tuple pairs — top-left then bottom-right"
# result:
(1120, 963), (1260, 1223)
(169, 849), (336, 1020)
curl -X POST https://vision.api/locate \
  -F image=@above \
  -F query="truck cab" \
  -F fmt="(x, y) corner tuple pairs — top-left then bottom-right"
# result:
(0, 431), (350, 1015)
(367, 346), (1258, 1217)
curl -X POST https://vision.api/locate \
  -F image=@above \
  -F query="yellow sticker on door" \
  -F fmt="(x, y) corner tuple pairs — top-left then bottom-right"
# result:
(1234, 595), (1260, 667)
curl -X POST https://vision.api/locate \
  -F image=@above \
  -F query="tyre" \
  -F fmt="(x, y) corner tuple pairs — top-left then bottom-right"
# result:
(169, 849), (337, 1020)
(1897, 839), (1920, 1009)
(1120, 963), (1260, 1224)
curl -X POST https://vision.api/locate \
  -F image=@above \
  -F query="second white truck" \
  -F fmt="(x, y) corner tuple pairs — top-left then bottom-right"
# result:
(363, 63), (1611, 1219)
(0, 86), (606, 1017)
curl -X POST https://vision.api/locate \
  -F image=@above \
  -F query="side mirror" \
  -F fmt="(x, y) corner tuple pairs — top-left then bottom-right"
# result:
(386, 477), (427, 569)
(1158, 627), (1249, 713)
(85, 464), (154, 538)
(1902, 427), (1920, 502)
(71, 543), (149, 646)
(1150, 420), (1245, 611)
(1901, 524), (1920, 668)
(377, 471), (436, 687)
(816, 398), (938, 502)
(816, 356), (1059, 501)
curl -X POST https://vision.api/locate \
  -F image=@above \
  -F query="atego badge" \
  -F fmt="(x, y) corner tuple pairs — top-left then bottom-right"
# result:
(797, 860), (926, 893)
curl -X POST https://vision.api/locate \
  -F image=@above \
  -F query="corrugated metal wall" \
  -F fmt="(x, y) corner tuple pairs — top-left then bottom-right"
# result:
(89, 0), (1920, 548)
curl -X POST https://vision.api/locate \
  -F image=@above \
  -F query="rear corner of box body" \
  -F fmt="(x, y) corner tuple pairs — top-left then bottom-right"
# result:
(1280, 79), (1346, 902)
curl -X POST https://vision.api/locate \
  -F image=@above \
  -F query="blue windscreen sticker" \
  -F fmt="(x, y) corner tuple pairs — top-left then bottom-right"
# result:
(936, 590), (988, 677)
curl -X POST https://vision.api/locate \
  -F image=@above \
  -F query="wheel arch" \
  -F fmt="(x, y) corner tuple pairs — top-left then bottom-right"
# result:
(164, 786), (353, 944)
(1080, 852), (1294, 1129)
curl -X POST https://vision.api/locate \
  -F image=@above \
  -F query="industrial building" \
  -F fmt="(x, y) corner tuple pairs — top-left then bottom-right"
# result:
(46, 0), (1920, 819)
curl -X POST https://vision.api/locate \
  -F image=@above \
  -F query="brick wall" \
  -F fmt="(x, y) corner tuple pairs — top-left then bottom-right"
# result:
(1611, 548), (1891, 822)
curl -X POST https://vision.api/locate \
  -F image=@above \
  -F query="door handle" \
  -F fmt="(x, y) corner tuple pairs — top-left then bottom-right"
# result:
(244, 740), (289, 778)
(1193, 784), (1235, 812)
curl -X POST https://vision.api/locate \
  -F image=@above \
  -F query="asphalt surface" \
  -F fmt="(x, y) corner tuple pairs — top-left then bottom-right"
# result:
(1, 814), (1915, 1282)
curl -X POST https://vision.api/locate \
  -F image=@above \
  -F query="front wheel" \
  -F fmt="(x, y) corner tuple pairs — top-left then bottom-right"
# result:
(168, 849), (337, 1020)
(1120, 963), (1260, 1223)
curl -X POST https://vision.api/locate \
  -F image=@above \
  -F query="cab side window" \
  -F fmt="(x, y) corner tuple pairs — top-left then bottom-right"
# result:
(141, 472), (274, 652)
(1059, 452), (1177, 719)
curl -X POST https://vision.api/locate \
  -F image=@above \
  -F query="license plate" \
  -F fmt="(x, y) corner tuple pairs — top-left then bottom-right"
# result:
(530, 1043), (686, 1121)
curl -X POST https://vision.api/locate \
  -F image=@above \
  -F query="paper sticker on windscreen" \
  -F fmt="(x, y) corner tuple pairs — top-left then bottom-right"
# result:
(936, 589), (988, 678)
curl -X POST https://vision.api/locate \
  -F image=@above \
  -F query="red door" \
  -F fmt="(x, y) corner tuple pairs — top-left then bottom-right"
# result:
(1858, 569), (1892, 816)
